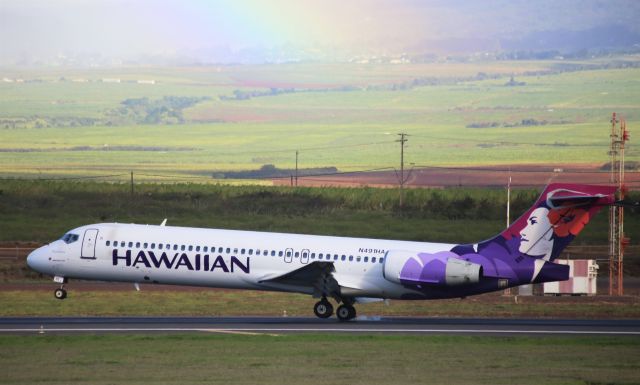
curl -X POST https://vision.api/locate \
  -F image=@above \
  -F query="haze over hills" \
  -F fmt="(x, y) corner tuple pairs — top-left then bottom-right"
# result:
(2, 0), (640, 66)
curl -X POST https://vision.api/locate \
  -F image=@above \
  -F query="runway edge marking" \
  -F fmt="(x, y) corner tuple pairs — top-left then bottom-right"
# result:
(1, 327), (639, 335)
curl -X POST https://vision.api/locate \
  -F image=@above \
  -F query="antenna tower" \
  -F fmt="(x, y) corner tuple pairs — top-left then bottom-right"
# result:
(608, 112), (630, 295)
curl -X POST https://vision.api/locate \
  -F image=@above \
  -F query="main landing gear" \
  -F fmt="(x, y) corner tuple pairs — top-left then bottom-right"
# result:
(313, 297), (356, 321)
(336, 304), (356, 321)
(53, 276), (67, 300)
(313, 298), (333, 318)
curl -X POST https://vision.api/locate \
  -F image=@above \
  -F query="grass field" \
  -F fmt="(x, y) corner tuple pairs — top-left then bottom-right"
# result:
(2, 288), (639, 318)
(1, 59), (639, 177)
(1, 334), (638, 385)
(2, 180), (638, 245)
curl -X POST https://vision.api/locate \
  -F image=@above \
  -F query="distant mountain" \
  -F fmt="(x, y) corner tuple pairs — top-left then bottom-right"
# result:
(500, 24), (640, 52)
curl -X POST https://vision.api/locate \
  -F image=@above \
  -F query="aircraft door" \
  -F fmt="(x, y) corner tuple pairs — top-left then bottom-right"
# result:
(301, 249), (310, 264)
(81, 228), (99, 259)
(284, 248), (293, 263)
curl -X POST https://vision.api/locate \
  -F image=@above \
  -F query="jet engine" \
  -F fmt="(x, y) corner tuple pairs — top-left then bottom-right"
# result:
(383, 250), (482, 286)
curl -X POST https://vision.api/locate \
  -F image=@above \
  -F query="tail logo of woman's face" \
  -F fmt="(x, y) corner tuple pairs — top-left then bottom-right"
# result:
(517, 205), (591, 261)
(518, 207), (554, 260)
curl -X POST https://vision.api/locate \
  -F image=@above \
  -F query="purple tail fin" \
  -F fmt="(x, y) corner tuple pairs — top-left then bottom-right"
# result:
(496, 183), (616, 261)
(389, 184), (617, 297)
(448, 183), (617, 287)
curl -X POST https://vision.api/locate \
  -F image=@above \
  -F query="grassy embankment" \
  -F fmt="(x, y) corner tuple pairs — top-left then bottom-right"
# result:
(1, 60), (639, 178)
(3, 179), (638, 245)
(2, 289), (640, 318)
(1, 334), (639, 385)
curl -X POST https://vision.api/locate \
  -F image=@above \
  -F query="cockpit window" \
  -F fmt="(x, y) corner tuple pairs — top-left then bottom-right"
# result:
(61, 233), (79, 244)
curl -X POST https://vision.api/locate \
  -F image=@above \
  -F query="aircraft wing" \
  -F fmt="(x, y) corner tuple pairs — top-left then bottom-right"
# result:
(258, 261), (340, 298)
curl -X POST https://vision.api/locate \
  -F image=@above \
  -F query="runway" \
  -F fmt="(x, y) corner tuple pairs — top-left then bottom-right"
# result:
(1, 317), (639, 336)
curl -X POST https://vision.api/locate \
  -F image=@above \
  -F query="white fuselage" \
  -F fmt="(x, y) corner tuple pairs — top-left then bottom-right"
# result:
(27, 223), (455, 300)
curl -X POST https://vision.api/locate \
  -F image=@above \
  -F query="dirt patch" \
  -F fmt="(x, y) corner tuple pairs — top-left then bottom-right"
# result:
(275, 163), (638, 189)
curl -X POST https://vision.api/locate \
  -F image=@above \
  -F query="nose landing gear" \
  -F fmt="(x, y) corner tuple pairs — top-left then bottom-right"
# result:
(54, 287), (67, 300)
(53, 276), (68, 300)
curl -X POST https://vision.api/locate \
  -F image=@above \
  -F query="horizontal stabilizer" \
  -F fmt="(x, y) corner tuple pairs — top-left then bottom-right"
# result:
(546, 188), (607, 210)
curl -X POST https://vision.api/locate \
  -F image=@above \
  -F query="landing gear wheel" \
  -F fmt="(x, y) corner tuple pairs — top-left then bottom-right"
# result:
(336, 304), (356, 321)
(54, 288), (67, 300)
(313, 300), (334, 319)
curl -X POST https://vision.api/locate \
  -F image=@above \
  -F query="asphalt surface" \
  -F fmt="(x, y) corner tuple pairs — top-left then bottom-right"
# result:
(1, 317), (639, 336)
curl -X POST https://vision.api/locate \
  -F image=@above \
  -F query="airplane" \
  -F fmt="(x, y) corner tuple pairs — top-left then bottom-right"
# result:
(27, 183), (617, 321)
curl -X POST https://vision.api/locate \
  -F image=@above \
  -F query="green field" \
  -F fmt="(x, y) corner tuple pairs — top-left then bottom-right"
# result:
(1, 58), (639, 178)
(2, 180), (638, 245)
(2, 289), (639, 319)
(1, 334), (638, 385)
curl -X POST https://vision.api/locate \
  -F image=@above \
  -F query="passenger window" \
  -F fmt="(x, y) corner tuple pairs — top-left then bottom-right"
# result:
(333, 255), (338, 261)
(136, 242), (140, 248)
(278, 251), (283, 257)
(144, 243), (148, 248)
(248, 249), (253, 255)
(158, 244), (163, 250)
(380, 258), (384, 263)
(226, 248), (230, 254)
(341, 255), (346, 261)
(151, 243), (155, 249)
(203, 246), (208, 252)
(310, 253), (315, 259)
(271, 251), (275, 256)
(372, 257), (376, 263)
(263, 250), (268, 256)
(173, 245), (178, 251)
(106, 240), (111, 246)
(364, 257), (369, 262)
(241, 249), (245, 255)
(181, 245), (185, 251)
(188, 246), (193, 251)
(120, 242), (125, 247)
(233, 248), (238, 254)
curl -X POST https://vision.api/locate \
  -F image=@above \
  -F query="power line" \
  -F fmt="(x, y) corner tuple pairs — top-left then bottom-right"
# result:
(0, 173), (127, 181)
(409, 133), (608, 147)
(411, 165), (640, 174)
(205, 140), (396, 157)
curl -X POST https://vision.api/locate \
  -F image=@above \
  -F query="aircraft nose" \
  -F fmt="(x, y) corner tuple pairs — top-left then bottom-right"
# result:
(27, 246), (49, 273)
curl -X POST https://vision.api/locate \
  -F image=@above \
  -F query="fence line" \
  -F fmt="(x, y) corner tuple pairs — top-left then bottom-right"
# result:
(0, 247), (38, 260)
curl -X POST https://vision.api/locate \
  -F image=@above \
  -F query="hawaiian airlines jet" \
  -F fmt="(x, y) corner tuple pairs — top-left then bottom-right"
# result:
(27, 183), (616, 320)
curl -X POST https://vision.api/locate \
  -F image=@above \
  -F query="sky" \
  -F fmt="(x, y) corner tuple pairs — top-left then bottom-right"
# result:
(2, 0), (640, 65)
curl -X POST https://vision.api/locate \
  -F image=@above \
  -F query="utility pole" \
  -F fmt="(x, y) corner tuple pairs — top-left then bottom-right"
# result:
(396, 133), (408, 208)
(295, 150), (299, 187)
(506, 166), (513, 227)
